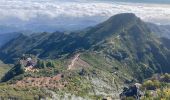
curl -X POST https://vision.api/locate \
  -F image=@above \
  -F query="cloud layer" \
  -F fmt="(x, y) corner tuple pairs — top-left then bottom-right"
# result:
(1, 0), (170, 32)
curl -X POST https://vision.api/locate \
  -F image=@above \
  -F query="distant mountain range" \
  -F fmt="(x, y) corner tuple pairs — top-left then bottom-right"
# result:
(148, 23), (170, 39)
(0, 33), (20, 48)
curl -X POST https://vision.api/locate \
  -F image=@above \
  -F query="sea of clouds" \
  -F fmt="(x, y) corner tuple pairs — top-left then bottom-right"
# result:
(1, 0), (170, 33)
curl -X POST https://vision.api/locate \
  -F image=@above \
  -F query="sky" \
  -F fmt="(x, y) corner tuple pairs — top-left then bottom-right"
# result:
(1, 0), (170, 33)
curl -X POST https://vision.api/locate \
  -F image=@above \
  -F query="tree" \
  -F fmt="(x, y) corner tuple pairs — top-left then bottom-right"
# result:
(40, 61), (46, 68)
(46, 61), (55, 68)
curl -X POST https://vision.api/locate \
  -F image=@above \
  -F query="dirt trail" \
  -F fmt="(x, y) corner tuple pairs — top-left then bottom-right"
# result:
(68, 54), (80, 70)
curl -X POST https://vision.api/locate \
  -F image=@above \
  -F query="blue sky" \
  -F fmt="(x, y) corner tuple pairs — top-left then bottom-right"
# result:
(0, 0), (170, 33)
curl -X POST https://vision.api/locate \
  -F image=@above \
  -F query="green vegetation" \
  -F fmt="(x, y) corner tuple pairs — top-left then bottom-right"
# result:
(0, 61), (11, 79)
(1, 64), (24, 82)
(141, 74), (170, 100)
(36, 59), (55, 68)
(0, 84), (50, 100)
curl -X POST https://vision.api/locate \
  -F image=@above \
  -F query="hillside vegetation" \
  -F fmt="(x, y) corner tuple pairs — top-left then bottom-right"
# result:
(0, 61), (11, 79)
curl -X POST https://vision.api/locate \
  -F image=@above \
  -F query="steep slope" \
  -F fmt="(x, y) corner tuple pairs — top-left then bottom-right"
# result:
(83, 13), (140, 43)
(0, 33), (20, 47)
(0, 61), (11, 79)
(160, 37), (170, 49)
(0, 32), (52, 63)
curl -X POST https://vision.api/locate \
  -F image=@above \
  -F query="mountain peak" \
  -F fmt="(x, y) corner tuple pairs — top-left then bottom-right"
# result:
(105, 13), (139, 27)
(109, 13), (137, 21)
(84, 13), (143, 43)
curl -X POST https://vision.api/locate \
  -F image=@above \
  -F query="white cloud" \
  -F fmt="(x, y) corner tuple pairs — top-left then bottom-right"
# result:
(0, 0), (170, 32)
